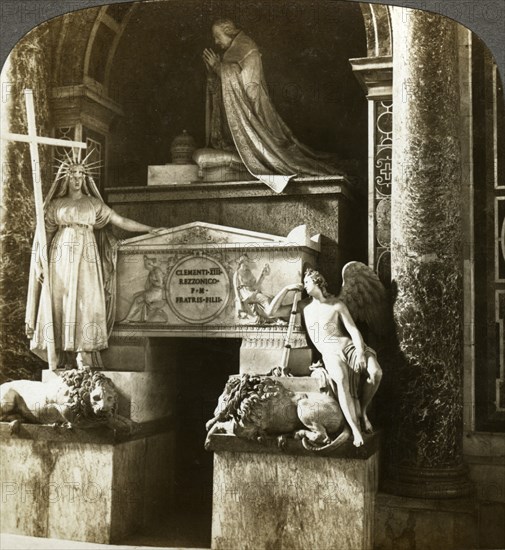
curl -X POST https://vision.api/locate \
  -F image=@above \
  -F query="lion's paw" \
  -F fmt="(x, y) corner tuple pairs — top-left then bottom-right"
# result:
(294, 430), (305, 440)
(108, 416), (140, 436)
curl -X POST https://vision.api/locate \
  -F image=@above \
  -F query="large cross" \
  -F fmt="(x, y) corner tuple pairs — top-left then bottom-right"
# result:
(1, 89), (87, 369)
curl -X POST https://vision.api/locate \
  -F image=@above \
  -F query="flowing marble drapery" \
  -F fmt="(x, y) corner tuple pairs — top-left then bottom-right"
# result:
(206, 31), (340, 193)
(25, 178), (117, 368)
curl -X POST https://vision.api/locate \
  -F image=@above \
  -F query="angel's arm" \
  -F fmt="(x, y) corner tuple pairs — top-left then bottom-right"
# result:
(264, 283), (303, 316)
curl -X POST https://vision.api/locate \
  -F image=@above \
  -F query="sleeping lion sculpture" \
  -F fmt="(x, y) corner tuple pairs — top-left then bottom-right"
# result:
(0, 366), (136, 435)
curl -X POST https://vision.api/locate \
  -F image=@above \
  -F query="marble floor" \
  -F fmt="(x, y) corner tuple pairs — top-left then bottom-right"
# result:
(1, 510), (211, 550)
(0, 533), (208, 550)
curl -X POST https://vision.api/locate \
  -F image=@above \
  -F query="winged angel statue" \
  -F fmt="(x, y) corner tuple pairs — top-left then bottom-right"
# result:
(204, 262), (389, 452)
(302, 262), (389, 447)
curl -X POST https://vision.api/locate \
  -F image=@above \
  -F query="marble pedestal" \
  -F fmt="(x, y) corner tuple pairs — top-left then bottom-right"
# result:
(239, 346), (312, 375)
(0, 424), (174, 544)
(208, 433), (379, 550)
(148, 164), (199, 185)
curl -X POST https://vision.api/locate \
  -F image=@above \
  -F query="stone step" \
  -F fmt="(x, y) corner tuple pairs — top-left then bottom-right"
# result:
(0, 533), (208, 550)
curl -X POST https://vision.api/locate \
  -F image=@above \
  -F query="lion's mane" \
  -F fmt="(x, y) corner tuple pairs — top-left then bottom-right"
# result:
(215, 375), (290, 426)
(60, 366), (117, 423)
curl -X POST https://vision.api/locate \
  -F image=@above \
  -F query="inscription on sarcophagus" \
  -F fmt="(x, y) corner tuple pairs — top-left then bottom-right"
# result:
(115, 222), (320, 338)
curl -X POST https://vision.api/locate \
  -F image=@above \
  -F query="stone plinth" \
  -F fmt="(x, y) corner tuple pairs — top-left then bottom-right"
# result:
(374, 493), (478, 550)
(0, 423), (174, 544)
(148, 164), (199, 185)
(208, 433), (379, 550)
(239, 346), (312, 376)
(239, 326), (312, 375)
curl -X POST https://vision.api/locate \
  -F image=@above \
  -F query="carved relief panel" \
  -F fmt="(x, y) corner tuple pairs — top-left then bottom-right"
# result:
(114, 223), (320, 339)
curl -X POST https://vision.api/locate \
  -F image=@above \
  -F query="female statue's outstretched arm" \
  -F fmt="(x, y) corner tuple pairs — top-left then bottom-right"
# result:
(108, 210), (155, 233)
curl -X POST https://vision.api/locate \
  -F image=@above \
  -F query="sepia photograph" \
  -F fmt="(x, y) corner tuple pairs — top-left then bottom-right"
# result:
(0, 1), (504, 548)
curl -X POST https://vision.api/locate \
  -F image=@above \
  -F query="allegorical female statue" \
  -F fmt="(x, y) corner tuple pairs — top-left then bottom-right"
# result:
(25, 152), (159, 369)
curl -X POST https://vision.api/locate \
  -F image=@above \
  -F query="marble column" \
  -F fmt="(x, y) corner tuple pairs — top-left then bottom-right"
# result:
(0, 25), (53, 379)
(384, 8), (472, 498)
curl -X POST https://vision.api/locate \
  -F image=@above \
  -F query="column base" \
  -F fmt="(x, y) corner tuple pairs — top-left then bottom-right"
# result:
(375, 492), (478, 549)
(382, 464), (473, 499)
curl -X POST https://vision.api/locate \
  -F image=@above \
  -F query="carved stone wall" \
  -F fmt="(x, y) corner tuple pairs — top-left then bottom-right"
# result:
(472, 39), (505, 430)
(371, 99), (392, 282)
(350, 58), (392, 283)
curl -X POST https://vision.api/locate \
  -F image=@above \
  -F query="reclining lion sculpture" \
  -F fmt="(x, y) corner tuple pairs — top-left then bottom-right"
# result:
(0, 366), (136, 435)
(205, 367), (351, 451)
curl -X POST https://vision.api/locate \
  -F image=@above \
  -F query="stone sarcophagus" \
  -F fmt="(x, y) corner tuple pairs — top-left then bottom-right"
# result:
(100, 222), (321, 423)
(114, 221), (319, 335)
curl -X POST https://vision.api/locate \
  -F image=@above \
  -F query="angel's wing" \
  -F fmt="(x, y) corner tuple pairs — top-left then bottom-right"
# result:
(337, 261), (390, 335)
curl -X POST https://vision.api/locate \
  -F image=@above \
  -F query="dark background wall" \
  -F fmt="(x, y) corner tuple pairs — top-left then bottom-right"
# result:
(107, 0), (367, 187)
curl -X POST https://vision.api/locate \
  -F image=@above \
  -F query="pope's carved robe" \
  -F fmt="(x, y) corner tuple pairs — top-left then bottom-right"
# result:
(206, 31), (340, 192)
